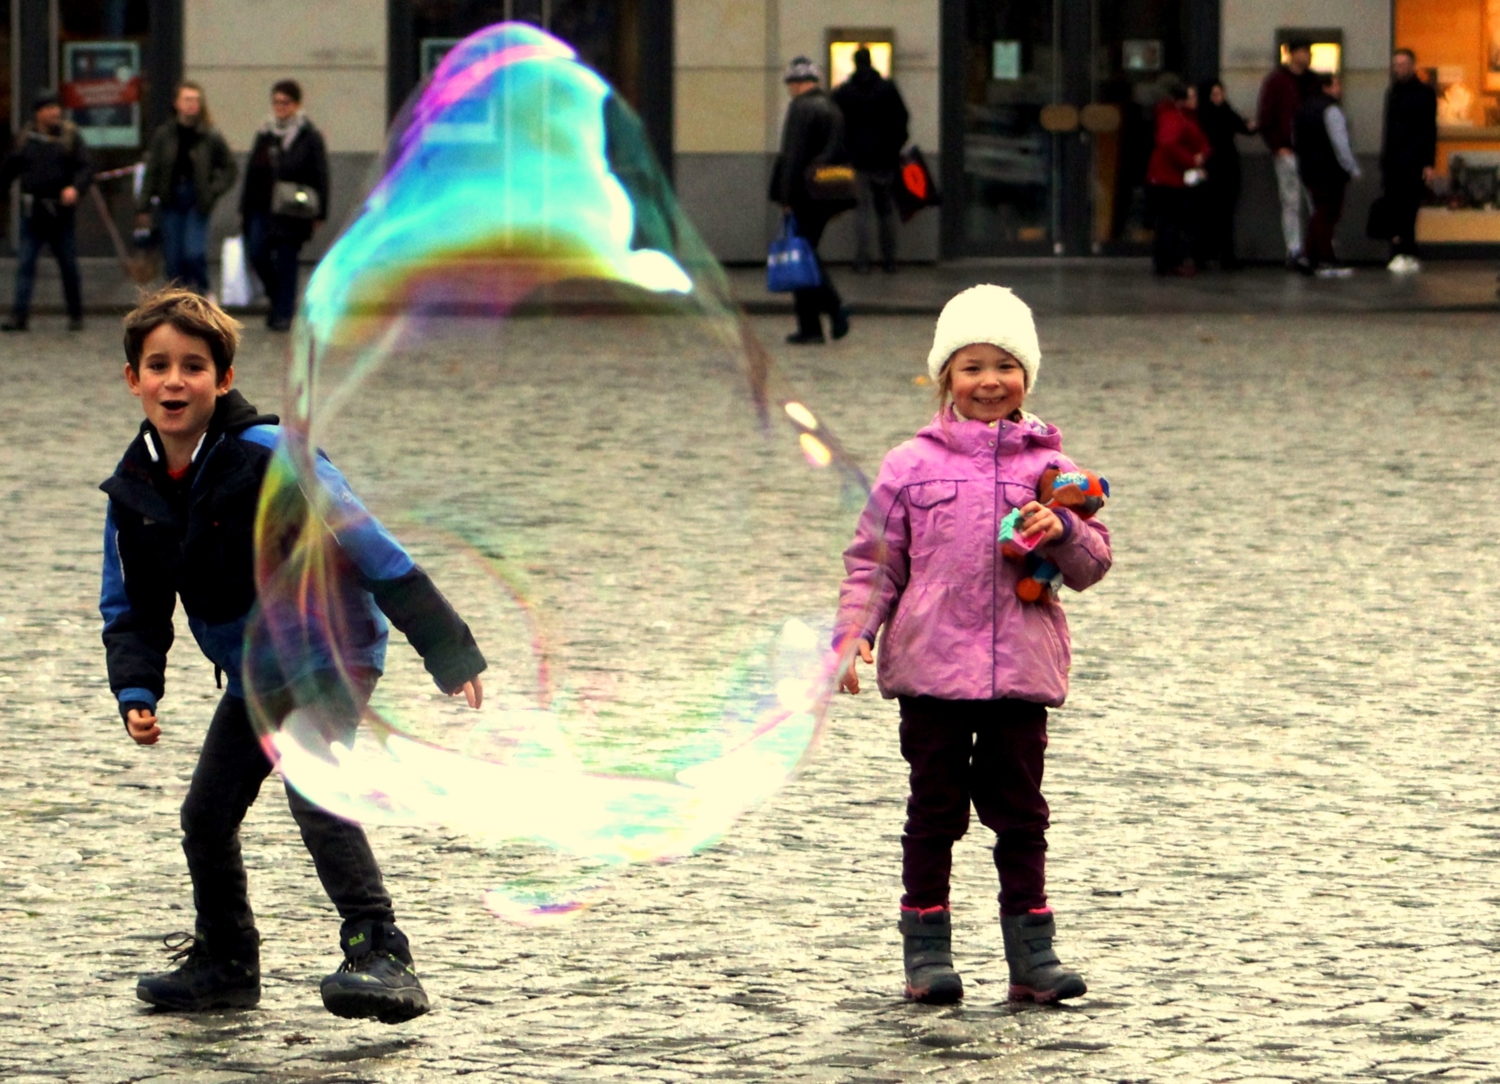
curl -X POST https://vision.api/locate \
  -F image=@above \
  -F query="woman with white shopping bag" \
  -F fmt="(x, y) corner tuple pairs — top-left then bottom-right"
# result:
(219, 235), (253, 307)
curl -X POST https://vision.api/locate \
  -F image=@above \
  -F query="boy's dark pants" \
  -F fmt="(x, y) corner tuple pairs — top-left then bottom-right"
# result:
(898, 696), (1049, 915)
(181, 675), (394, 958)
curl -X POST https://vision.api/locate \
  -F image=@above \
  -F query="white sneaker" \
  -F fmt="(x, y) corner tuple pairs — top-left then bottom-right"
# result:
(1387, 255), (1420, 274)
(1316, 265), (1354, 278)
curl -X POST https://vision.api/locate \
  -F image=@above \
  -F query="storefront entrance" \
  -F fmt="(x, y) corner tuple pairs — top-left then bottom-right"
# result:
(940, 0), (1218, 257)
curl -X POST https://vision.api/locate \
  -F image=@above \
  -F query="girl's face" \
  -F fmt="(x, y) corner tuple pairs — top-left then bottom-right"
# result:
(945, 343), (1026, 423)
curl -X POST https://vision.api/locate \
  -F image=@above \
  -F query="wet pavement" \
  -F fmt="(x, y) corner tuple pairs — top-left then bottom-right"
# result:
(1, 306), (1498, 1083)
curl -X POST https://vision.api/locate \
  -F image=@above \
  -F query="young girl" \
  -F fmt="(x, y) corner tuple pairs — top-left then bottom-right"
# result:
(836, 285), (1111, 1004)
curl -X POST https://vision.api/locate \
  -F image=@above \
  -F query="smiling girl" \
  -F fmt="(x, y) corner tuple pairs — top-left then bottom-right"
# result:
(834, 285), (1112, 1005)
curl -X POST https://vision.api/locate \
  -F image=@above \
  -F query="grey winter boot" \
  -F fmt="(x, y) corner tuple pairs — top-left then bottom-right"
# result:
(899, 906), (964, 1004)
(1001, 909), (1086, 1003)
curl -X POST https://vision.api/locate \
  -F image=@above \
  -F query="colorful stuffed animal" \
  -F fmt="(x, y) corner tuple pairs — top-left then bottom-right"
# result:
(998, 468), (1110, 603)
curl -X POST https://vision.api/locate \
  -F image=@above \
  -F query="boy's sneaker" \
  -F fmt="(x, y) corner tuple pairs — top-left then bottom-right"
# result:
(136, 932), (261, 1011)
(320, 921), (429, 1024)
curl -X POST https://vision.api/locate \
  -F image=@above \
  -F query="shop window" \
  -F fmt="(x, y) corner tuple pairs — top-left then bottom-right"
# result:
(826, 28), (894, 88)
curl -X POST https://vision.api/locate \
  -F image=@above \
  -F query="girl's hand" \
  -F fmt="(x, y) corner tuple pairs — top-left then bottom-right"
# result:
(126, 708), (161, 745)
(838, 639), (874, 695)
(1018, 501), (1064, 544)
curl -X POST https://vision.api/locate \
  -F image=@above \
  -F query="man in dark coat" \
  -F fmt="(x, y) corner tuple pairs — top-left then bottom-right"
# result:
(832, 47), (908, 273)
(1257, 41), (1313, 267)
(1293, 72), (1361, 276)
(239, 80), (330, 331)
(770, 56), (850, 344)
(0, 91), (92, 331)
(1379, 49), (1437, 273)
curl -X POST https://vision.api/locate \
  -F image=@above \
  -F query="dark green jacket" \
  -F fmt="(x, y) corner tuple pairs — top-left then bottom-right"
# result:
(137, 120), (238, 216)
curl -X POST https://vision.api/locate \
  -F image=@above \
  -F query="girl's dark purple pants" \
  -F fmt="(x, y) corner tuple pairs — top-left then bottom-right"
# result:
(897, 696), (1050, 915)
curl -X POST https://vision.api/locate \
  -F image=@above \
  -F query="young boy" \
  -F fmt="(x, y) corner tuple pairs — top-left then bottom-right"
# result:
(101, 287), (486, 1022)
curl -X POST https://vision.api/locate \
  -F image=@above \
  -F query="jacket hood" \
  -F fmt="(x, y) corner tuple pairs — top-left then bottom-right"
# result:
(914, 409), (1062, 456)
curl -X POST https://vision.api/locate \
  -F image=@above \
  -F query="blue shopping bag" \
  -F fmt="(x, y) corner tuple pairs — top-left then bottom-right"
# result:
(766, 214), (822, 293)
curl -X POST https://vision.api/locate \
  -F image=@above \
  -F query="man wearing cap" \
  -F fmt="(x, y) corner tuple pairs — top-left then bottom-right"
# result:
(0, 91), (92, 331)
(769, 56), (851, 345)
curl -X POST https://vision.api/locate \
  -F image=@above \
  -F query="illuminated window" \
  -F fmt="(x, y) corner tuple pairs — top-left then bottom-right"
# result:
(827, 28), (894, 87)
(1279, 41), (1342, 74)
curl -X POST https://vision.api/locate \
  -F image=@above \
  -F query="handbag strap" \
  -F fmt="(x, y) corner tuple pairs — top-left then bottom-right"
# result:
(783, 213), (799, 239)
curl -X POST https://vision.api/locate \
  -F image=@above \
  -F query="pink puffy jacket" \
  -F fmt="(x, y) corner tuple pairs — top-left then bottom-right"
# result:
(836, 412), (1112, 705)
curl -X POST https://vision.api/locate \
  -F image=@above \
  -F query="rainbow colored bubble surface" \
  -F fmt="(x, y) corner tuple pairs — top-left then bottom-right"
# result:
(246, 22), (882, 923)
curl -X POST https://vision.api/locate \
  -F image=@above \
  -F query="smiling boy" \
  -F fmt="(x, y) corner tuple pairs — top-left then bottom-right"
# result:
(101, 288), (486, 1021)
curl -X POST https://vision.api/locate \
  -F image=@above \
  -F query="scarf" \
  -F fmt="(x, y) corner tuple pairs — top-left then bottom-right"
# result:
(261, 110), (306, 151)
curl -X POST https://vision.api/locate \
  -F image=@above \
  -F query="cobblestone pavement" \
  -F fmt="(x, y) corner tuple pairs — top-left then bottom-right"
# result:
(1, 309), (1498, 1083)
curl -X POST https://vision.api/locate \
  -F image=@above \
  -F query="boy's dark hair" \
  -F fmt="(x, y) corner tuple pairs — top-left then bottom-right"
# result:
(271, 78), (302, 104)
(123, 287), (243, 378)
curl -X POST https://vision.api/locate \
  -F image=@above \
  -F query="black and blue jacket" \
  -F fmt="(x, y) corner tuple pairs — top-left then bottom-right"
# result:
(100, 390), (485, 720)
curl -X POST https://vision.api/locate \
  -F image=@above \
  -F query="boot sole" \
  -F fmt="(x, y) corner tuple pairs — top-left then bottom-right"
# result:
(136, 984), (261, 1011)
(1008, 979), (1087, 1004)
(322, 985), (430, 1024)
(904, 980), (964, 1005)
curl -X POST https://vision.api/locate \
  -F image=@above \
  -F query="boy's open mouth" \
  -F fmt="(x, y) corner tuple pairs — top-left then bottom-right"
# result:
(160, 399), (188, 412)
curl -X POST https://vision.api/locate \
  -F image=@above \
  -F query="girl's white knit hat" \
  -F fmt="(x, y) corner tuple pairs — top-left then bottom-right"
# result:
(926, 285), (1041, 389)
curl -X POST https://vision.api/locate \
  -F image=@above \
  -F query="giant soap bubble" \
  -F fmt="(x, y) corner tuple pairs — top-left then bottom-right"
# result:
(245, 22), (880, 922)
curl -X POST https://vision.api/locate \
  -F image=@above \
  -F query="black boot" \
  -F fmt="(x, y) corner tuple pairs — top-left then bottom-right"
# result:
(1, 315), (28, 332)
(320, 920), (429, 1024)
(899, 906), (963, 1004)
(136, 932), (260, 1011)
(1001, 910), (1086, 1003)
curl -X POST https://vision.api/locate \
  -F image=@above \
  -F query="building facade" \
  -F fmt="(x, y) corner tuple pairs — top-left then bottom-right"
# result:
(10, 0), (1494, 260)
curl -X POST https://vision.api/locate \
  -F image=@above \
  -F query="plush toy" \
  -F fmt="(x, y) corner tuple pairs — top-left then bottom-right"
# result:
(998, 468), (1110, 603)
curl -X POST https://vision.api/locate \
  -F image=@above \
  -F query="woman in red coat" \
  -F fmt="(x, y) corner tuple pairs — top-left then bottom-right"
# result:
(1146, 83), (1211, 276)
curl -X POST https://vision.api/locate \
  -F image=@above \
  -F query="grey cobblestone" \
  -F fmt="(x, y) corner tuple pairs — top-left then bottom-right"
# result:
(0, 311), (1498, 1082)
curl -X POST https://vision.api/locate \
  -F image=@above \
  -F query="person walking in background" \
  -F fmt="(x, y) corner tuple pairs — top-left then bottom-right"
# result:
(0, 91), (91, 331)
(770, 57), (850, 344)
(1194, 80), (1255, 270)
(1258, 41), (1313, 269)
(1294, 72), (1361, 278)
(240, 80), (328, 331)
(1145, 82), (1210, 276)
(1380, 49), (1437, 274)
(137, 82), (238, 295)
(832, 46), (908, 274)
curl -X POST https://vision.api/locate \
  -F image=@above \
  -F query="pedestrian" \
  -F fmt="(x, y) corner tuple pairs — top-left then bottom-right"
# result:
(102, 288), (486, 1019)
(832, 46), (908, 274)
(0, 90), (91, 331)
(1146, 81), (1210, 276)
(1257, 40), (1314, 268)
(769, 56), (851, 344)
(1379, 49), (1437, 273)
(1294, 72), (1361, 277)
(835, 285), (1112, 1005)
(1194, 79), (1255, 269)
(240, 80), (328, 331)
(136, 81), (238, 295)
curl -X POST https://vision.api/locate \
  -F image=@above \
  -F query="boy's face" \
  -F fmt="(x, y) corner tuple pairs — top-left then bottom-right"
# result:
(125, 323), (233, 443)
(946, 343), (1027, 424)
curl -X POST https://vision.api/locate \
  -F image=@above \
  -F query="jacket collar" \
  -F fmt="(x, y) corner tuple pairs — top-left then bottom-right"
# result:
(915, 408), (1062, 457)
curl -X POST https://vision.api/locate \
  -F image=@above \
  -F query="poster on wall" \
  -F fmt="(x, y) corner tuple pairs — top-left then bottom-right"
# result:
(418, 37), (495, 143)
(61, 41), (141, 147)
(1488, 0), (1500, 90)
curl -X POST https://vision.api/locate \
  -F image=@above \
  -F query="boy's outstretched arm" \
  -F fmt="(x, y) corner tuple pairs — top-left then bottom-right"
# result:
(101, 505), (174, 742)
(306, 451), (488, 697)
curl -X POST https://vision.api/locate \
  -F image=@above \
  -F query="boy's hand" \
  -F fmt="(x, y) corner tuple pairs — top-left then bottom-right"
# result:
(126, 708), (161, 745)
(1018, 501), (1064, 545)
(838, 639), (874, 695)
(450, 676), (484, 709)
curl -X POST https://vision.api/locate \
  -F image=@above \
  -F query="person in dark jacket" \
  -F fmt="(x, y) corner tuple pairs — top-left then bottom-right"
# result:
(770, 56), (851, 344)
(832, 47), (908, 273)
(1146, 83), (1210, 276)
(1257, 41), (1314, 267)
(1293, 73), (1362, 276)
(0, 91), (92, 331)
(1379, 49), (1437, 273)
(239, 80), (329, 330)
(136, 82), (238, 294)
(1194, 80), (1255, 269)
(104, 289), (485, 1020)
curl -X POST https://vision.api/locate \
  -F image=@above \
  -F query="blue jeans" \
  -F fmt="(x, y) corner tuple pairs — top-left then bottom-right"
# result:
(14, 209), (82, 321)
(159, 182), (210, 293)
(244, 211), (303, 326)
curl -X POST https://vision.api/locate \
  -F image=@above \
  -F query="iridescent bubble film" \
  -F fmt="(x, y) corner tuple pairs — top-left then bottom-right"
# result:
(246, 22), (880, 922)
